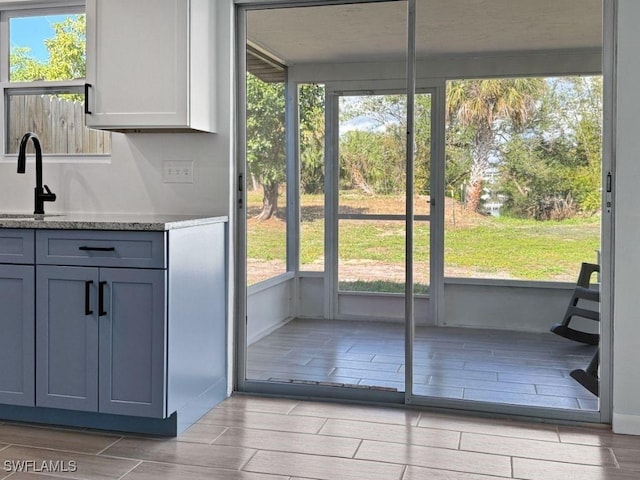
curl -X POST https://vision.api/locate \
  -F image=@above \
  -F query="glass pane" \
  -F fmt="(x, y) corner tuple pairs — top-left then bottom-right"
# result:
(245, 73), (287, 286)
(337, 92), (431, 294)
(6, 92), (110, 155)
(245, 1), (408, 393)
(338, 94), (407, 294)
(299, 83), (326, 272)
(413, 93), (432, 295)
(444, 76), (602, 282)
(338, 218), (406, 293)
(10, 14), (85, 82)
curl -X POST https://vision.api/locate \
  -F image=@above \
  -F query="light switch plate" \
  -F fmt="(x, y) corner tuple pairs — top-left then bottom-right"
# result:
(163, 161), (194, 183)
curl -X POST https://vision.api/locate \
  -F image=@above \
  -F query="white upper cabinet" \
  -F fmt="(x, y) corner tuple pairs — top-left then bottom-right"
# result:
(85, 0), (216, 132)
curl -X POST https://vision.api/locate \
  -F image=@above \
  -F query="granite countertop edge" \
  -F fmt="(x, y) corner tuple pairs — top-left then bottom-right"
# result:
(0, 214), (229, 231)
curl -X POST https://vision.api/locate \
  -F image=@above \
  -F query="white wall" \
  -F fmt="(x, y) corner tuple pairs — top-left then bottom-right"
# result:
(612, 0), (640, 436)
(247, 278), (294, 344)
(0, 133), (229, 215)
(444, 281), (579, 333)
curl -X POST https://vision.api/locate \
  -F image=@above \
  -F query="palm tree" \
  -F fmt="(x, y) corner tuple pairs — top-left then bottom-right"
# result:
(446, 78), (546, 212)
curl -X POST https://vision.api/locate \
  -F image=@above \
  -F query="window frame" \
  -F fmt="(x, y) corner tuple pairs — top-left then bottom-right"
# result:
(0, 2), (111, 163)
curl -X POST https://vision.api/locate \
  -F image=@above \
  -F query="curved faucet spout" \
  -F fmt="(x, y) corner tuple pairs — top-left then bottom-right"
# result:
(16, 132), (57, 215)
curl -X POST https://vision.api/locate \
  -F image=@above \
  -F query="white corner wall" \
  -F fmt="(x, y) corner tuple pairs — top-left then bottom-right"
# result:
(613, 0), (640, 435)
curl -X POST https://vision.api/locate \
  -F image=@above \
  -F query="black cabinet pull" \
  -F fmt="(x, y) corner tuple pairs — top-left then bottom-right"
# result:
(85, 280), (93, 315)
(98, 281), (107, 317)
(84, 83), (92, 114)
(79, 246), (115, 252)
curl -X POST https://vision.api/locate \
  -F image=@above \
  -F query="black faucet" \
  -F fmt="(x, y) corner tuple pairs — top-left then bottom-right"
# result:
(16, 132), (56, 215)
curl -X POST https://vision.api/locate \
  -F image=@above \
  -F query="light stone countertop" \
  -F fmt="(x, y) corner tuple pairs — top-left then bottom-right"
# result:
(0, 213), (228, 231)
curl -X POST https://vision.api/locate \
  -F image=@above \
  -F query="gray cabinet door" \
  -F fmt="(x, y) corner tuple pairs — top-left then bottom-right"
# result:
(36, 266), (99, 412)
(98, 268), (166, 418)
(0, 265), (34, 406)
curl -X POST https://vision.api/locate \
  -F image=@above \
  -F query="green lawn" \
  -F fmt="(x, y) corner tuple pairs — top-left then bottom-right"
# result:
(247, 192), (601, 284)
(443, 216), (600, 280)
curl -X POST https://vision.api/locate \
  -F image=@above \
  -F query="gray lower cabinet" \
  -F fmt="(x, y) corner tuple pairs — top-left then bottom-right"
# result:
(0, 229), (35, 406)
(0, 264), (35, 406)
(99, 268), (165, 417)
(1, 222), (226, 434)
(36, 265), (166, 418)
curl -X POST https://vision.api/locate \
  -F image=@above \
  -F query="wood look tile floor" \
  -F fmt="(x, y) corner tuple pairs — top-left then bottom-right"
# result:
(247, 319), (599, 410)
(0, 395), (639, 479)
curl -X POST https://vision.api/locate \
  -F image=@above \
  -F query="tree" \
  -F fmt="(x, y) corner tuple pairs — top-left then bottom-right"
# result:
(246, 76), (325, 219)
(299, 84), (325, 194)
(10, 15), (86, 82)
(499, 76), (602, 219)
(554, 76), (602, 213)
(446, 78), (546, 212)
(246, 73), (286, 220)
(339, 129), (390, 194)
(339, 94), (432, 195)
(500, 135), (578, 219)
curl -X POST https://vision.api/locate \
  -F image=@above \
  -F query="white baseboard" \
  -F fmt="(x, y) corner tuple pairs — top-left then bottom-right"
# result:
(247, 316), (293, 346)
(613, 412), (640, 435)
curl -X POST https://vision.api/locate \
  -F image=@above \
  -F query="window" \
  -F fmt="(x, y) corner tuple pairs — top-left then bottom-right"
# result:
(444, 76), (602, 282)
(1, 7), (110, 156)
(299, 83), (325, 273)
(245, 72), (287, 285)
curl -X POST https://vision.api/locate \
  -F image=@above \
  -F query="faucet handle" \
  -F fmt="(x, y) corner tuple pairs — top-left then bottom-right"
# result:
(42, 184), (57, 202)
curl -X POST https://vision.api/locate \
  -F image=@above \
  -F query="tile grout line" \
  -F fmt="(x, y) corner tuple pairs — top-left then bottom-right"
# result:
(116, 459), (143, 480)
(608, 447), (620, 469)
(238, 448), (260, 472)
(351, 439), (364, 459)
(207, 426), (229, 445)
(315, 417), (330, 434)
(415, 410), (423, 426)
(3, 441), (130, 458)
(95, 436), (126, 456)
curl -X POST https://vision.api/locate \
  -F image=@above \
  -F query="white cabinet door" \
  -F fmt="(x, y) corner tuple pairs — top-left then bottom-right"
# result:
(86, 0), (192, 130)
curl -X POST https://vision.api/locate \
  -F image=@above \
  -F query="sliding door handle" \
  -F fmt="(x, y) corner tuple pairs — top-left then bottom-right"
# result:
(84, 280), (93, 315)
(98, 281), (107, 317)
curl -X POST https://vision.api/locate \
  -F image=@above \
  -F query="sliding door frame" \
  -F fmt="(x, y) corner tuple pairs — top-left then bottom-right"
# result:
(234, 0), (612, 425)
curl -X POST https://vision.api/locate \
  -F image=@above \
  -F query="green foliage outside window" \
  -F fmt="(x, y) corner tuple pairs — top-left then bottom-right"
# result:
(10, 15), (86, 83)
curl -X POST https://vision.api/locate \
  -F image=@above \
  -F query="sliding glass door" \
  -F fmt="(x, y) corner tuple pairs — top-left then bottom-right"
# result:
(238, 0), (607, 423)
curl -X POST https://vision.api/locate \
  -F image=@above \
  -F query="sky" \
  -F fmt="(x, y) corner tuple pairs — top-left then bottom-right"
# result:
(10, 14), (72, 62)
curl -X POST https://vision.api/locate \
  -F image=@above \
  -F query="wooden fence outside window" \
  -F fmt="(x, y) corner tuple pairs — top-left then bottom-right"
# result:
(7, 94), (110, 155)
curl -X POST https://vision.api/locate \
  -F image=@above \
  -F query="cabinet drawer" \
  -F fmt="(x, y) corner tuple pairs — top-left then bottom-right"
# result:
(36, 230), (166, 268)
(0, 229), (35, 264)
